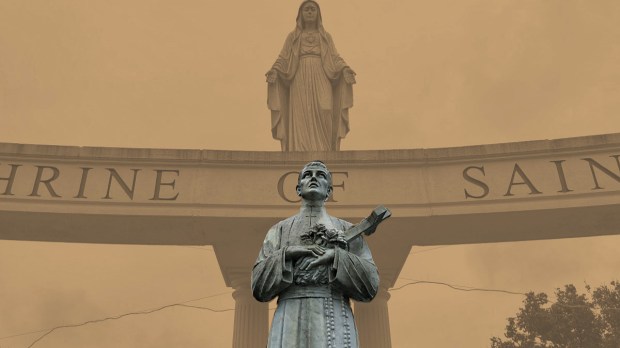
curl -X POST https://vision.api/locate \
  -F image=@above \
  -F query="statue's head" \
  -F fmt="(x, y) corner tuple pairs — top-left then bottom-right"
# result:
(296, 0), (322, 29)
(296, 160), (333, 201)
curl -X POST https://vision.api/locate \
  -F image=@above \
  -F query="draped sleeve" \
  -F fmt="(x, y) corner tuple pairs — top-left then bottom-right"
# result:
(267, 31), (299, 148)
(321, 32), (353, 147)
(324, 32), (348, 76)
(329, 219), (379, 302)
(251, 222), (294, 302)
(272, 32), (298, 81)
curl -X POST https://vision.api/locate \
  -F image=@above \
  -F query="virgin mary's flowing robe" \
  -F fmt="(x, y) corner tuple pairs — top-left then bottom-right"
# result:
(267, 27), (353, 151)
(251, 208), (379, 348)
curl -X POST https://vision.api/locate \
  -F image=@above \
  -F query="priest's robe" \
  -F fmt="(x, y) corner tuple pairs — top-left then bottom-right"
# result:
(251, 212), (379, 348)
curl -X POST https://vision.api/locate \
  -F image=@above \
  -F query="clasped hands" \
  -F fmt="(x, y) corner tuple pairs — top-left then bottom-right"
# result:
(286, 245), (335, 270)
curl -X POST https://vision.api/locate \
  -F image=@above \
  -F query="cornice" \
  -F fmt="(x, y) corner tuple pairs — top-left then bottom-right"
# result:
(0, 132), (619, 166)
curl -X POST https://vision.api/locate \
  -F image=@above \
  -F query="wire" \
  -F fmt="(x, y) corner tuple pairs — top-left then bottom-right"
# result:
(398, 276), (480, 290)
(177, 246), (214, 251)
(391, 277), (620, 311)
(4, 290), (276, 348)
(0, 291), (232, 341)
(408, 246), (449, 255)
(391, 279), (525, 296)
(23, 303), (236, 348)
(4, 278), (619, 347)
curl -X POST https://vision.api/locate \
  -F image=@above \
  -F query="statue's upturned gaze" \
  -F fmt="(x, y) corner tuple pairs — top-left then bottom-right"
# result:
(252, 161), (384, 348)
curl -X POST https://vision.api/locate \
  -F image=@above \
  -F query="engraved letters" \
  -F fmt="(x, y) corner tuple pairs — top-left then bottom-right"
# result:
(0, 163), (21, 196)
(463, 166), (489, 199)
(462, 155), (620, 199)
(2, 155), (619, 204)
(0, 163), (180, 201)
(277, 171), (349, 203)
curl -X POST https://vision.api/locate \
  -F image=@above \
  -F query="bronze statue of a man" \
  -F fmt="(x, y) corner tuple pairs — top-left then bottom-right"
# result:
(252, 161), (379, 347)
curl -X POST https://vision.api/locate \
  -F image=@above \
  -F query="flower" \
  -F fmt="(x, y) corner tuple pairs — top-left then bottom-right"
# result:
(301, 224), (347, 249)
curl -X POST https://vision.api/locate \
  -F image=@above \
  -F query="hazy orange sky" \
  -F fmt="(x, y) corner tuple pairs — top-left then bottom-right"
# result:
(1, 0), (620, 347)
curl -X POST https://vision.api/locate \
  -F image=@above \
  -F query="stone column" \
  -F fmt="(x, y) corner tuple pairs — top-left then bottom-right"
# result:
(355, 288), (392, 348)
(231, 280), (269, 348)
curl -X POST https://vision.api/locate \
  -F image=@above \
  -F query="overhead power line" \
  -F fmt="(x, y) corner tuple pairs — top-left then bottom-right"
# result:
(4, 278), (619, 347)
(2, 289), (279, 348)
(25, 303), (235, 348)
(408, 246), (450, 255)
(0, 291), (233, 342)
(391, 278), (525, 296)
(391, 277), (620, 312)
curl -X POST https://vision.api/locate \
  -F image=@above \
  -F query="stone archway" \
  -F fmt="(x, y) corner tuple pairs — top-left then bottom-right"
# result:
(2, 133), (620, 347)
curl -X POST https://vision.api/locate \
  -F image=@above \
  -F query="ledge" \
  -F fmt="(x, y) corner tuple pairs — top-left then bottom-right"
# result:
(1, 133), (619, 164)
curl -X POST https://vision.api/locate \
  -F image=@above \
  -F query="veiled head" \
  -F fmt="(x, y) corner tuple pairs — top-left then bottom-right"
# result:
(296, 0), (323, 30)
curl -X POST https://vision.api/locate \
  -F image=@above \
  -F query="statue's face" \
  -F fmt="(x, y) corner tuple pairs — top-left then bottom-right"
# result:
(297, 165), (332, 201)
(301, 2), (318, 25)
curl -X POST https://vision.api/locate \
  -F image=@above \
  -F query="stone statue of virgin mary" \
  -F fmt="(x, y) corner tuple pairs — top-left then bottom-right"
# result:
(266, 0), (356, 152)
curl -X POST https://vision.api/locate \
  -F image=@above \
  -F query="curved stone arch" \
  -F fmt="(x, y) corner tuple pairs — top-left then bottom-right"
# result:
(2, 133), (620, 347)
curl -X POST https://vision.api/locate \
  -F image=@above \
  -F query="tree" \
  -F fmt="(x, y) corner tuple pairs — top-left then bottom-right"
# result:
(491, 282), (620, 348)
(592, 281), (620, 347)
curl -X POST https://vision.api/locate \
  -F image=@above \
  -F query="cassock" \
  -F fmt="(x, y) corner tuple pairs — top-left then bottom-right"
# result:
(252, 206), (379, 348)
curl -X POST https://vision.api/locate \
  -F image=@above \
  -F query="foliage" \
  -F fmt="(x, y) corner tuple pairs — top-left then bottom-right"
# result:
(491, 282), (620, 348)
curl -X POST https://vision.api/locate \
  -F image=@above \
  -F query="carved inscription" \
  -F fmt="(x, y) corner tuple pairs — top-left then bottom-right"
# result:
(277, 171), (348, 203)
(0, 164), (180, 201)
(29, 166), (61, 197)
(463, 155), (620, 199)
(0, 164), (20, 195)
(2, 155), (618, 204)
(463, 166), (489, 199)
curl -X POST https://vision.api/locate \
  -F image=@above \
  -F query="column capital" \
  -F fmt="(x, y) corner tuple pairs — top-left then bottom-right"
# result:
(356, 286), (393, 347)
(231, 283), (268, 348)
(232, 285), (254, 302)
(374, 287), (391, 302)
(228, 267), (252, 290)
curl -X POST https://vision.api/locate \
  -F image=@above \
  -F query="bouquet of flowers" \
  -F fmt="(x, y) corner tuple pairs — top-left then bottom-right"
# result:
(294, 224), (348, 285)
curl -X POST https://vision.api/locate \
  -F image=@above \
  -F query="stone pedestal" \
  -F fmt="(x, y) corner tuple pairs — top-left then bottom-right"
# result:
(232, 283), (268, 348)
(355, 288), (392, 348)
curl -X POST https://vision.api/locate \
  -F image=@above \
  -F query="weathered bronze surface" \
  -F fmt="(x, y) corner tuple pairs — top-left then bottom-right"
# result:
(252, 161), (387, 347)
